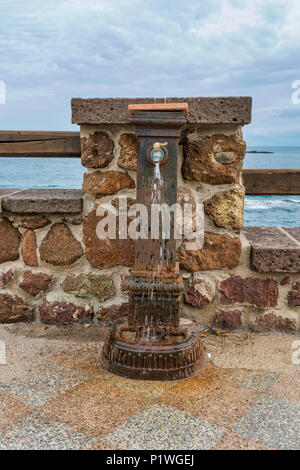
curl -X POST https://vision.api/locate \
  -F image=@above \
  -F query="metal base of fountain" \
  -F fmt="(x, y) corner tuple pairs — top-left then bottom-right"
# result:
(100, 322), (206, 381)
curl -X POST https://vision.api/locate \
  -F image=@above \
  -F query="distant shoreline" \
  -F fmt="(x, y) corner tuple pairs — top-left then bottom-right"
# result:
(246, 150), (274, 154)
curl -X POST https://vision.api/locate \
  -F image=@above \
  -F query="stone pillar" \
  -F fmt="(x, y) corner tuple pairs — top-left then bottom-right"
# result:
(72, 97), (252, 329)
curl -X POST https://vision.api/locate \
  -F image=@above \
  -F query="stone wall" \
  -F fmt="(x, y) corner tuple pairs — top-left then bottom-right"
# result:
(0, 97), (299, 332)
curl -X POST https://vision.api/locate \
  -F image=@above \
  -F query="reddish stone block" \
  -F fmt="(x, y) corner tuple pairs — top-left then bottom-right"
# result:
(40, 300), (92, 325)
(185, 279), (215, 308)
(40, 224), (83, 266)
(21, 217), (50, 230)
(0, 269), (14, 289)
(251, 312), (296, 332)
(83, 206), (135, 269)
(19, 271), (53, 297)
(178, 232), (241, 271)
(220, 275), (278, 308)
(287, 282), (300, 306)
(0, 219), (21, 263)
(83, 171), (135, 198)
(243, 227), (300, 273)
(280, 276), (290, 286)
(212, 310), (243, 330)
(21, 230), (38, 267)
(21, 230), (39, 266)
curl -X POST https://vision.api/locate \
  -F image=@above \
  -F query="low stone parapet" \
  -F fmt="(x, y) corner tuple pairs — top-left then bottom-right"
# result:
(0, 96), (298, 332)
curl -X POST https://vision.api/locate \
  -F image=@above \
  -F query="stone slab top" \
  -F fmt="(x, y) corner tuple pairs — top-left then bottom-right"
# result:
(1, 189), (83, 214)
(243, 226), (300, 273)
(71, 97), (252, 125)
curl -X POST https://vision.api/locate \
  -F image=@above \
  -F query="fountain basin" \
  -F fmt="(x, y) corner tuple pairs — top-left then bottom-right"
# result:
(100, 322), (206, 381)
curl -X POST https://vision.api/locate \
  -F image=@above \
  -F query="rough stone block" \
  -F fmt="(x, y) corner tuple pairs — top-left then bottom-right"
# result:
(0, 219), (21, 263)
(62, 274), (115, 301)
(83, 206), (135, 269)
(19, 271), (53, 297)
(251, 312), (297, 332)
(0, 293), (33, 323)
(204, 187), (245, 231)
(243, 227), (300, 273)
(182, 134), (246, 184)
(118, 133), (138, 171)
(21, 217), (50, 230)
(83, 171), (135, 198)
(212, 309), (243, 330)
(2, 189), (83, 214)
(40, 223), (83, 266)
(220, 275), (278, 308)
(178, 232), (241, 271)
(21, 230), (38, 267)
(81, 131), (114, 168)
(185, 279), (215, 307)
(39, 300), (92, 325)
(287, 282), (300, 306)
(72, 97), (252, 125)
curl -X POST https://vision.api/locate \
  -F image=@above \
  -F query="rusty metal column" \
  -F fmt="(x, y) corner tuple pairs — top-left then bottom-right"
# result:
(100, 103), (205, 381)
(127, 104), (187, 327)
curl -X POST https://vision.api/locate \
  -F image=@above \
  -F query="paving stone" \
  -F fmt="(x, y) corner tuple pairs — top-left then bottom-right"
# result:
(103, 403), (225, 450)
(0, 363), (89, 407)
(0, 412), (96, 450)
(233, 396), (300, 450)
(0, 392), (33, 430)
(159, 366), (259, 428)
(212, 431), (276, 450)
(270, 373), (300, 404)
(228, 369), (279, 394)
(40, 377), (153, 438)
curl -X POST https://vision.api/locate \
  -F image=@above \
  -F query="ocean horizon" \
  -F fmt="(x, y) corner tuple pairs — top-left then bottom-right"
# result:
(0, 146), (299, 227)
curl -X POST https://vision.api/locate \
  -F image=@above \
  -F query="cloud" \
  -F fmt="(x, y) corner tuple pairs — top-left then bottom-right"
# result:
(0, 0), (299, 144)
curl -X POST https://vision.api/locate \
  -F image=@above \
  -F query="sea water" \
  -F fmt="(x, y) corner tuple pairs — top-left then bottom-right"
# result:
(244, 146), (300, 227)
(0, 147), (299, 227)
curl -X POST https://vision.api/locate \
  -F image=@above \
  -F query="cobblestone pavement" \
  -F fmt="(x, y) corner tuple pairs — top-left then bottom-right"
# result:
(0, 324), (299, 450)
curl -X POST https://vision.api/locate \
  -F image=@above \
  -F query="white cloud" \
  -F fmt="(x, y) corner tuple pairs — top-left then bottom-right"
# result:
(0, 0), (299, 143)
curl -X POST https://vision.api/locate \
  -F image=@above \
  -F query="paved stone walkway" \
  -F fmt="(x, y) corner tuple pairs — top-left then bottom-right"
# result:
(0, 324), (299, 450)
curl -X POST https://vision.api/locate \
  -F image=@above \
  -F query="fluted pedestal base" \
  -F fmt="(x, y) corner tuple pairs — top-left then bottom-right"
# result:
(100, 322), (205, 381)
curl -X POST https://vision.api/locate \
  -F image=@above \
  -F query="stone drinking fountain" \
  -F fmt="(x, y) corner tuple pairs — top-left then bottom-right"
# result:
(100, 103), (205, 380)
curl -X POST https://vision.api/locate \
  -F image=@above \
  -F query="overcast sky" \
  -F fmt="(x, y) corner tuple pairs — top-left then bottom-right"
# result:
(0, 0), (299, 145)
